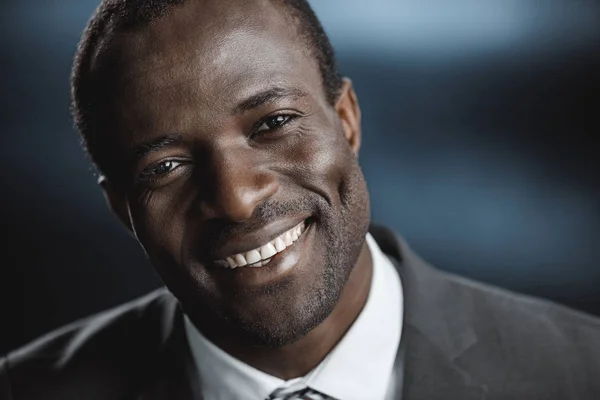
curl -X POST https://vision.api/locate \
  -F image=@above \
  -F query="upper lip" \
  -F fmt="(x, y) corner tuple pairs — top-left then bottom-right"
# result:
(208, 215), (310, 261)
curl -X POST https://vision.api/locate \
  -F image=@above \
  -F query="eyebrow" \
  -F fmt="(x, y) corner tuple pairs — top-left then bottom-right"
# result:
(127, 87), (307, 161)
(130, 133), (184, 161)
(234, 87), (308, 114)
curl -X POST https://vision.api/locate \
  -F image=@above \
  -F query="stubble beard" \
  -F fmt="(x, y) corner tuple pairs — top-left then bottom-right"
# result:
(161, 161), (370, 348)
(219, 163), (370, 348)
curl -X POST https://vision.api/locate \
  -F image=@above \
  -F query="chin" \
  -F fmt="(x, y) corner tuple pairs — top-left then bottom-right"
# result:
(228, 289), (337, 348)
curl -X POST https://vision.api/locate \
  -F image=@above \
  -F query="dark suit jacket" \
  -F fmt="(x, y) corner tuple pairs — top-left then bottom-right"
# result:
(2, 226), (600, 399)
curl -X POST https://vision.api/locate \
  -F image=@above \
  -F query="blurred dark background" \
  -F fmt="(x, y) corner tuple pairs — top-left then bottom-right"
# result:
(1, 0), (599, 354)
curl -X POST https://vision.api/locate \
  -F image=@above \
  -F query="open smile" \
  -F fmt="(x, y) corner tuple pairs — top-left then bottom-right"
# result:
(214, 219), (309, 269)
(208, 217), (316, 287)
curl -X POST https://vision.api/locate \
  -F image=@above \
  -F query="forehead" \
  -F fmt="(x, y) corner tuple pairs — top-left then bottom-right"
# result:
(105, 0), (325, 137)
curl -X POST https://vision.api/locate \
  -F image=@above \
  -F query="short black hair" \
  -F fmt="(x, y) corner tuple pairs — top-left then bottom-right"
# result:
(71, 0), (343, 181)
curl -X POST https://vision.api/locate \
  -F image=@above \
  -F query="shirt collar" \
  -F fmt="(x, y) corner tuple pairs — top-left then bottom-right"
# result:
(184, 316), (281, 399)
(184, 233), (403, 400)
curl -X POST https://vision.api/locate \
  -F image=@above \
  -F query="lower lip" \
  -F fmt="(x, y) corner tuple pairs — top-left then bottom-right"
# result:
(216, 220), (314, 287)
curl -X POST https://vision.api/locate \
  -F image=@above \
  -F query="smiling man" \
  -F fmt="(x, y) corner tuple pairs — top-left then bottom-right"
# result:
(2, 0), (600, 399)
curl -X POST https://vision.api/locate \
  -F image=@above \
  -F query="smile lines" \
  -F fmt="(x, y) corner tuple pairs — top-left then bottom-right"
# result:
(215, 220), (308, 269)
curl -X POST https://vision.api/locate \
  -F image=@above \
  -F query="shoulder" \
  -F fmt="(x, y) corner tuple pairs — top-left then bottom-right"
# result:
(440, 268), (600, 382)
(444, 269), (600, 341)
(0, 288), (175, 399)
(374, 224), (600, 358)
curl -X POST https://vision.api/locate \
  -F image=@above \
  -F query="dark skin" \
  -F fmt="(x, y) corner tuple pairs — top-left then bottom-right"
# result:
(99, 0), (372, 379)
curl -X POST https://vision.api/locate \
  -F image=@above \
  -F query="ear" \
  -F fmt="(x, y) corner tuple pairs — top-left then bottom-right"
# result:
(98, 175), (134, 235)
(335, 78), (362, 155)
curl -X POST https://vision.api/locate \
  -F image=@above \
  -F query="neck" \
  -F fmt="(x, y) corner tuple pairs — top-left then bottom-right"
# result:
(191, 241), (373, 380)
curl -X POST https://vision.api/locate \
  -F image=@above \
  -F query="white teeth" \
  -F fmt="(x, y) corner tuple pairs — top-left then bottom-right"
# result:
(245, 249), (261, 264)
(217, 220), (309, 268)
(260, 243), (277, 259)
(234, 254), (247, 267)
(249, 258), (272, 268)
(284, 231), (293, 246)
(274, 237), (286, 252)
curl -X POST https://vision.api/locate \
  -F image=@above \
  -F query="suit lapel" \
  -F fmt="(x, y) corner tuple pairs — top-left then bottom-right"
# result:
(370, 225), (487, 400)
(402, 325), (487, 400)
(136, 292), (203, 400)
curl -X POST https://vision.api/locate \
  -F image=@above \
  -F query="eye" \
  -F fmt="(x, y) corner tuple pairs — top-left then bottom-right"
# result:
(255, 114), (294, 134)
(139, 160), (184, 182)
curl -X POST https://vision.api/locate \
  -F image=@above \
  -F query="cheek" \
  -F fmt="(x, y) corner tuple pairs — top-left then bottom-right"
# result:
(128, 185), (194, 263)
(282, 121), (353, 206)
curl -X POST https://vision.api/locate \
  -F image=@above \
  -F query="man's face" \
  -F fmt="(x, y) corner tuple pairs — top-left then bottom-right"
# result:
(102, 0), (370, 346)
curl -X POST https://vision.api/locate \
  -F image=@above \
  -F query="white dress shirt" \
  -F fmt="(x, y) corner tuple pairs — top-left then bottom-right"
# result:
(184, 233), (403, 400)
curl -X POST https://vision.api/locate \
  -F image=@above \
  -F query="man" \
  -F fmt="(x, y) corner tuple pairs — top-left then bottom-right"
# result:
(1, 0), (599, 398)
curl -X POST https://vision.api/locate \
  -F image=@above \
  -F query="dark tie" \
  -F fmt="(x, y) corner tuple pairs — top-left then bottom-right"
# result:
(267, 386), (337, 400)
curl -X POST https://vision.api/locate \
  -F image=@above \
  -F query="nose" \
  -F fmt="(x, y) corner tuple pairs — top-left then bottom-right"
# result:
(199, 148), (279, 222)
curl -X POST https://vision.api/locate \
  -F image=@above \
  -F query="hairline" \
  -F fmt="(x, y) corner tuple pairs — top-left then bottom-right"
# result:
(71, 0), (343, 181)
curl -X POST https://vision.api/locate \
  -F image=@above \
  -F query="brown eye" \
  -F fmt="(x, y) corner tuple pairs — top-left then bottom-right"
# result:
(139, 160), (183, 181)
(255, 115), (293, 133)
